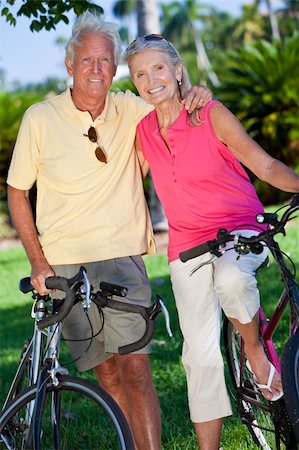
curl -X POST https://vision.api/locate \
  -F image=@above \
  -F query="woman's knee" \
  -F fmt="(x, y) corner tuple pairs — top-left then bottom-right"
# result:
(215, 262), (242, 292)
(214, 263), (259, 322)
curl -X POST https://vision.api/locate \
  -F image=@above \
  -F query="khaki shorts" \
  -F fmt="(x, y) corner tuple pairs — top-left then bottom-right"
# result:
(53, 256), (152, 372)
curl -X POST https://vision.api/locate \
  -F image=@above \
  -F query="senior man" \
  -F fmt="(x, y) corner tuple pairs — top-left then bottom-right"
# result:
(7, 10), (211, 450)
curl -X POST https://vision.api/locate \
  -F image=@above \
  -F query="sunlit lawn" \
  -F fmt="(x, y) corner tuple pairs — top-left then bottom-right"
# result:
(0, 221), (298, 448)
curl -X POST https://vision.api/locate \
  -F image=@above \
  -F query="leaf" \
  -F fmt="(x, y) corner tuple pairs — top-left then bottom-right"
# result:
(30, 20), (42, 32)
(61, 14), (69, 24)
(6, 12), (16, 25)
(1, 7), (9, 16)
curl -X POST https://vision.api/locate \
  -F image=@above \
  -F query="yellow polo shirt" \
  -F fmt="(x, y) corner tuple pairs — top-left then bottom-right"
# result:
(7, 88), (155, 264)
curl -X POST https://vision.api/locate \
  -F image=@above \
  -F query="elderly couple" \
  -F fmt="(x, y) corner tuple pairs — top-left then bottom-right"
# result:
(7, 10), (298, 450)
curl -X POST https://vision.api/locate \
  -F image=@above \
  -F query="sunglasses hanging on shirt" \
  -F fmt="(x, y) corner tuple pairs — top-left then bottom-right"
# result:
(84, 126), (107, 163)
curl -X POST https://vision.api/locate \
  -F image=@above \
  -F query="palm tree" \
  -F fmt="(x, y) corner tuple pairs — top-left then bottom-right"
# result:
(255, 0), (281, 40)
(216, 33), (299, 204)
(113, 0), (160, 37)
(277, 0), (299, 37)
(136, 0), (160, 34)
(232, 2), (266, 44)
(161, 0), (220, 87)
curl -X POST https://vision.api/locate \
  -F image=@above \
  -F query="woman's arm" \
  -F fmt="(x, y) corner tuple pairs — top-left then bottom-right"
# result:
(210, 102), (299, 192)
(135, 133), (150, 178)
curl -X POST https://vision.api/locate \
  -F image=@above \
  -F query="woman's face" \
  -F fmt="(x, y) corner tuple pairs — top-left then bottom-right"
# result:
(129, 49), (182, 106)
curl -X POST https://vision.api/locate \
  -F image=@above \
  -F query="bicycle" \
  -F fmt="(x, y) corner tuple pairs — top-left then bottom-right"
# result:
(0, 266), (172, 450)
(179, 194), (299, 450)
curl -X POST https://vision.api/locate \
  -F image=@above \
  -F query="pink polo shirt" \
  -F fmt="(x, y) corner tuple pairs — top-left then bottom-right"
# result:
(137, 100), (266, 262)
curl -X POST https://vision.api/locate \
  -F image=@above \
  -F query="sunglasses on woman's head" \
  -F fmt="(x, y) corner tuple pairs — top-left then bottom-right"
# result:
(84, 126), (107, 163)
(127, 34), (168, 51)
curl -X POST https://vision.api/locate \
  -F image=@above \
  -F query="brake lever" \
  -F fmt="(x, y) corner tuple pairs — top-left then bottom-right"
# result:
(81, 268), (91, 310)
(156, 295), (173, 337)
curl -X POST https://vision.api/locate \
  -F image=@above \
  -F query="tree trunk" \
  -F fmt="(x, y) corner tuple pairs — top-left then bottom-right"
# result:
(192, 27), (220, 87)
(264, 0), (281, 40)
(136, 0), (160, 35)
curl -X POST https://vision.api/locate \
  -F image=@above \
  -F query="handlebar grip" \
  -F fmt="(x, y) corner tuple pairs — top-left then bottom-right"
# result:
(256, 212), (278, 225)
(19, 277), (34, 294)
(37, 276), (75, 329)
(100, 281), (128, 298)
(290, 193), (299, 207)
(118, 320), (154, 355)
(180, 241), (211, 262)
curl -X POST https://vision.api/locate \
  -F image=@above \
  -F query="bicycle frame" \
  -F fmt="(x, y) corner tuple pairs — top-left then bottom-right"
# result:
(1, 297), (47, 411)
(259, 232), (299, 369)
(234, 231), (299, 416)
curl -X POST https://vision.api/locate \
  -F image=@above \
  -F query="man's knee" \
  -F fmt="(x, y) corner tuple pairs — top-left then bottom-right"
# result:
(95, 354), (152, 387)
(118, 354), (153, 389)
(93, 356), (121, 390)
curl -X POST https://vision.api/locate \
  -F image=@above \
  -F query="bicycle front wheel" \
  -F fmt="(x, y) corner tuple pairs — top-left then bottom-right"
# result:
(281, 331), (299, 443)
(223, 317), (297, 450)
(0, 375), (134, 450)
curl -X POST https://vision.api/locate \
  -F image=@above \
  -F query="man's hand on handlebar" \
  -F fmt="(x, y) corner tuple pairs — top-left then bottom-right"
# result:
(30, 260), (55, 295)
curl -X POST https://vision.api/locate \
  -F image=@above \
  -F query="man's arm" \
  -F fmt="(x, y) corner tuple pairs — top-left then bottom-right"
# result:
(7, 185), (55, 294)
(182, 85), (213, 112)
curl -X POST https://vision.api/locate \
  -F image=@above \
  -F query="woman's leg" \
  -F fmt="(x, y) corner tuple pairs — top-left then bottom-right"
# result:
(170, 256), (232, 448)
(213, 239), (282, 400)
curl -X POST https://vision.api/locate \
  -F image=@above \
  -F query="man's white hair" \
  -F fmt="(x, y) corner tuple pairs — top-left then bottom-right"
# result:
(65, 10), (122, 65)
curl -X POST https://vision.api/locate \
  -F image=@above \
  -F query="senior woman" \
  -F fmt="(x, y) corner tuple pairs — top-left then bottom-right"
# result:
(125, 35), (299, 450)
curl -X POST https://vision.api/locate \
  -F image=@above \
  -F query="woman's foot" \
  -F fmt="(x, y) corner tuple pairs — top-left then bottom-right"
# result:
(245, 344), (283, 401)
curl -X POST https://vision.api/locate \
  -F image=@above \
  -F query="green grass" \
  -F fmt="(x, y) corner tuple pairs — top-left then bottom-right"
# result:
(0, 223), (298, 449)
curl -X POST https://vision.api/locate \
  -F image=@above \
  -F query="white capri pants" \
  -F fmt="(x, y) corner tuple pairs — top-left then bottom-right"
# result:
(169, 231), (269, 423)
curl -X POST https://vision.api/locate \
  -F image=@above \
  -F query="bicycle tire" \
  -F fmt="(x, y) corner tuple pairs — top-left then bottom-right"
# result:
(281, 331), (299, 443)
(0, 375), (134, 450)
(223, 316), (297, 450)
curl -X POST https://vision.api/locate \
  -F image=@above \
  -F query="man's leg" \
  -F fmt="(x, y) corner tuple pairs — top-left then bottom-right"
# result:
(194, 418), (223, 450)
(93, 353), (161, 450)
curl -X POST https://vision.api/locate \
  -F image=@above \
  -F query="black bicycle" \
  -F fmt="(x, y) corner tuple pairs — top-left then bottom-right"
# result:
(0, 267), (172, 450)
(180, 194), (299, 449)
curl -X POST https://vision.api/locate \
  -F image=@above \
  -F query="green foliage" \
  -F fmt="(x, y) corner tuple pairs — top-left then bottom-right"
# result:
(1, 0), (103, 31)
(113, 0), (135, 18)
(0, 90), (45, 199)
(215, 32), (299, 204)
(110, 78), (137, 95)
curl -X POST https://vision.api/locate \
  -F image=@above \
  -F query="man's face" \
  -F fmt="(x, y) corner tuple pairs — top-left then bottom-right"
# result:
(65, 32), (117, 102)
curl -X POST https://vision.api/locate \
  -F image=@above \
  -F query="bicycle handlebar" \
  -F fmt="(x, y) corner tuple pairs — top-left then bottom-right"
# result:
(93, 291), (165, 354)
(19, 268), (170, 354)
(180, 193), (299, 263)
(36, 267), (87, 330)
